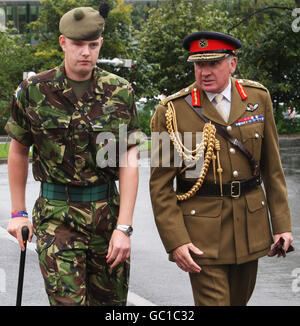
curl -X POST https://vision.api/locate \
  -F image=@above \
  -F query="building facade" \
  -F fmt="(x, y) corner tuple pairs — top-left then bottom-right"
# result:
(0, 0), (40, 33)
(0, 0), (167, 34)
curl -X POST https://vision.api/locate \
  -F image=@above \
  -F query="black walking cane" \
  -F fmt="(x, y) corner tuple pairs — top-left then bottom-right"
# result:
(16, 226), (29, 306)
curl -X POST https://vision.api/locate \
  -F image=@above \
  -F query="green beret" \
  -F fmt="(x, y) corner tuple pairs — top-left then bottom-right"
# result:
(59, 3), (110, 40)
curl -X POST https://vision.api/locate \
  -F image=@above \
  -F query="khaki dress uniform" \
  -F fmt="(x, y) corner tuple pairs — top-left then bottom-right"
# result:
(149, 78), (292, 305)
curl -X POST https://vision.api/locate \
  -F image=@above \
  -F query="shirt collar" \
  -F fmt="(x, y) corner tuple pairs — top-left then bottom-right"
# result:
(52, 61), (104, 96)
(205, 79), (232, 103)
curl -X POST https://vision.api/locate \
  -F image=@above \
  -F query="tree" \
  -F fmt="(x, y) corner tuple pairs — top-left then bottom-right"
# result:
(0, 29), (33, 134)
(227, 0), (300, 124)
(134, 0), (236, 96)
(133, 0), (300, 134)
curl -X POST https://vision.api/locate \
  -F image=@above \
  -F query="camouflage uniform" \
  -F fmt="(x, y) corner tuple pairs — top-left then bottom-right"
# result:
(5, 62), (140, 305)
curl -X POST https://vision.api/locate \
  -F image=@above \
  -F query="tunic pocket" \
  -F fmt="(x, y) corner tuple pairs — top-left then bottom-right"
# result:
(180, 196), (223, 259)
(245, 187), (272, 254)
(240, 123), (264, 162)
(31, 117), (71, 164)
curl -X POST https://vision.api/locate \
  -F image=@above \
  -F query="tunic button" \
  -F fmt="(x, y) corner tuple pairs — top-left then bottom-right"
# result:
(255, 133), (259, 139)
(191, 210), (196, 215)
(227, 126), (232, 132)
(229, 148), (236, 154)
(233, 170), (239, 178)
(261, 201), (265, 206)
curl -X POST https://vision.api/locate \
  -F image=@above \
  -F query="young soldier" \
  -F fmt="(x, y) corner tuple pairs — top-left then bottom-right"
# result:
(6, 4), (140, 306)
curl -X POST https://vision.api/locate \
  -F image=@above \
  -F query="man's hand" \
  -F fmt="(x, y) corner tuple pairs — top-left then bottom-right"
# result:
(7, 217), (33, 251)
(172, 243), (203, 273)
(273, 232), (293, 252)
(106, 229), (131, 270)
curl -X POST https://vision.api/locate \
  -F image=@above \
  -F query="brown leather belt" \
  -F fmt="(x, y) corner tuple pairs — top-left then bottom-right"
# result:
(177, 175), (261, 198)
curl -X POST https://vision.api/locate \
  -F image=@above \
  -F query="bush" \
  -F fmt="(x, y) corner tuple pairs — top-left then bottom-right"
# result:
(276, 118), (300, 135)
(136, 98), (159, 136)
(0, 100), (11, 135)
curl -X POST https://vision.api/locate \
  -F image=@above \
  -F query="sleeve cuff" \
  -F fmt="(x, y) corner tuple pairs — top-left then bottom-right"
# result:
(5, 120), (32, 147)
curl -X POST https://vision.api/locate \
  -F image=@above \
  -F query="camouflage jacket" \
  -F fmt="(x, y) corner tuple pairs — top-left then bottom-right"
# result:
(5, 62), (140, 186)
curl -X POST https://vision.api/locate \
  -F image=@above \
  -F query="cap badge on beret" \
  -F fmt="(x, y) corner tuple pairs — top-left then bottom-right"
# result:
(183, 31), (242, 62)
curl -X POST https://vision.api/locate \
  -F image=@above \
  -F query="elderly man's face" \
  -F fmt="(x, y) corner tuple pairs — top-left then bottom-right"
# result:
(59, 35), (103, 81)
(194, 56), (237, 93)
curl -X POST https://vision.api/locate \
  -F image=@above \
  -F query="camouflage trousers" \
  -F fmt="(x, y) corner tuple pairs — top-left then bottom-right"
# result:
(32, 196), (129, 306)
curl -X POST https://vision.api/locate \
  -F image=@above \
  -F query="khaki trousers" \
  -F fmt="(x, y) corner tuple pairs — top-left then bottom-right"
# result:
(189, 260), (258, 306)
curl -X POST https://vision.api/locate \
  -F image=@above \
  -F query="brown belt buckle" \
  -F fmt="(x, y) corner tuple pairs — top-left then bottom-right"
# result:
(231, 181), (241, 198)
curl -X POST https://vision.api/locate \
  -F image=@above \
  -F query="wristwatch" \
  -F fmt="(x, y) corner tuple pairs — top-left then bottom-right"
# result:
(115, 224), (133, 237)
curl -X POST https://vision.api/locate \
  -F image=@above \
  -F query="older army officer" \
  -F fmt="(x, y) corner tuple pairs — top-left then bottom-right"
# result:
(6, 3), (140, 306)
(150, 31), (293, 306)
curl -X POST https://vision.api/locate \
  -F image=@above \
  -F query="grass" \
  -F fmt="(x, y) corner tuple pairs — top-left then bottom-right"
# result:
(0, 143), (10, 159)
(0, 143), (33, 159)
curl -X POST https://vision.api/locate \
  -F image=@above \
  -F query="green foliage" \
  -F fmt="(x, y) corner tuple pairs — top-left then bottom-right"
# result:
(276, 117), (300, 135)
(0, 143), (10, 159)
(225, 0), (300, 127)
(134, 0), (232, 96)
(0, 30), (33, 99)
(1, 0), (300, 135)
(133, 0), (300, 134)
(0, 101), (11, 136)
(0, 29), (34, 134)
(136, 99), (159, 136)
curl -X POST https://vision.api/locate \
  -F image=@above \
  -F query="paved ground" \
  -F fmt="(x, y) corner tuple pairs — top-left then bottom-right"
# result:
(0, 137), (299, 306)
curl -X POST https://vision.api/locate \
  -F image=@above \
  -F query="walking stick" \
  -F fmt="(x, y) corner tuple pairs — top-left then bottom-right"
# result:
(16, 226), (29, 306)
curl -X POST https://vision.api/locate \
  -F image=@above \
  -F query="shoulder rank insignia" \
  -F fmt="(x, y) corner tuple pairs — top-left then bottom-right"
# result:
(235, 80), (248, 100)
(246, 103), (259, 112)
(237, 79), (267, 91)
(160, 85), (193, 106)
(191, 88), (200, 107)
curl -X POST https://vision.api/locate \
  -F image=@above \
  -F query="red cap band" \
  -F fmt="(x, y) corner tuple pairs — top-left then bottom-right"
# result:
(190, 39), (236, 53)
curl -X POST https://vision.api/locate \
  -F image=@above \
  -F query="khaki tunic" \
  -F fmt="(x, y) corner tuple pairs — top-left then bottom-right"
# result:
(150, 77), (292, 265)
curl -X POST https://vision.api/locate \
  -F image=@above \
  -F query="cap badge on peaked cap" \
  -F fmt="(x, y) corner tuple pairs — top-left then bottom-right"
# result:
(183, 31), (242, 62)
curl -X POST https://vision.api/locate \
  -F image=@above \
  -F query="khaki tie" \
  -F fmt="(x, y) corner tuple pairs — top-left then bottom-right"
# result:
(214, 94), (228, 123)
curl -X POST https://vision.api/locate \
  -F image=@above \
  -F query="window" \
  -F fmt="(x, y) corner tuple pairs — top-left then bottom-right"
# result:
(0, 3), (40, 34)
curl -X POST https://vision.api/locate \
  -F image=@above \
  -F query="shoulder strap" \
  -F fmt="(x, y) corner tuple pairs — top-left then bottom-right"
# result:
(185, 94), (260, 176)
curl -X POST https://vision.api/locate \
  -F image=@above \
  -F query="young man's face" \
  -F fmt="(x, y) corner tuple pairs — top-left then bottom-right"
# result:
(59, 35), (103, 80)
(194, 56), (237, 93)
